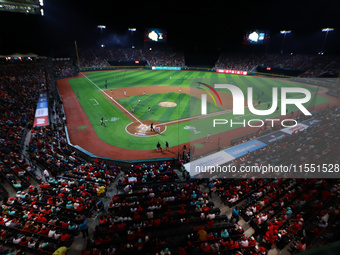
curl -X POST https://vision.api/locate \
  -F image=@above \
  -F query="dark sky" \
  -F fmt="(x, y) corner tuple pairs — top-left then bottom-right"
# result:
(0, 0), (339, 56)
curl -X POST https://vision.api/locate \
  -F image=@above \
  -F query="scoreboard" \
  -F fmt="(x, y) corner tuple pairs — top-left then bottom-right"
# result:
(0, 0), (44, 15)
(242, 30), (269, 45)
(144, 28), (167, 43)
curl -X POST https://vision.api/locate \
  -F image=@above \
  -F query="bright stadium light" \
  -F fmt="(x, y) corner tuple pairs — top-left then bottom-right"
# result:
(322, 28), (334, 32)
(129, 28), (136, 47)
(320, 27), (334, 54)
(280, 30), (291, 54)
(97, 25), (106, 47)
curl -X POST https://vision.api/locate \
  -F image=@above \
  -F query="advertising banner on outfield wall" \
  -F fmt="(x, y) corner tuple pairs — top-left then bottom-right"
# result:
(152, 66), (181, 71)
(216, 69), (248, 75)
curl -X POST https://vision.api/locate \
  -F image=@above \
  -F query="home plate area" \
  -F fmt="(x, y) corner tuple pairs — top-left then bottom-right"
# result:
(126, 120), (166, 136)
(135, 123), (149, 136)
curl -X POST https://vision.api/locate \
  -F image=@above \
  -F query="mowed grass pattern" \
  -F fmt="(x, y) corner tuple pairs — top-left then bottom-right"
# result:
(84, 70), (231, 89)
(117, 92), (224, 122)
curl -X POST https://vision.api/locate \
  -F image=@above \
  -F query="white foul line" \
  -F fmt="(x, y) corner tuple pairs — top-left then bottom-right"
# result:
(80, 72), (142, 125)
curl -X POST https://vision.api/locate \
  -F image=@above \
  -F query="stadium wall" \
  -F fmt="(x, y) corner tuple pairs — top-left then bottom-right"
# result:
(64, 126), (179, 167)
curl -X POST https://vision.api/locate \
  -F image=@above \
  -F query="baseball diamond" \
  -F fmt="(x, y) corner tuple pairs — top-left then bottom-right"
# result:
(58, 69), (334, 161)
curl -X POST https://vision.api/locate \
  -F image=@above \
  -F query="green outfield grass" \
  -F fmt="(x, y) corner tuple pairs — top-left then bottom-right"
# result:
(67, 70), (331, 151)
(84, 69), (234, 89)
(116, 92), (224, 122)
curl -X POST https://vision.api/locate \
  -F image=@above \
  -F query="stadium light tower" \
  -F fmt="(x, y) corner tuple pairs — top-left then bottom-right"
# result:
(128, 28), (136, 48)
(280, 30), (291, 54)
(319, 27), (334, 55)
(97, 25), (106, 47)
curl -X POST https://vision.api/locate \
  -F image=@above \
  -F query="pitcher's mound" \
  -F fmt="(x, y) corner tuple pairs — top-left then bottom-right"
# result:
(159, 101), (177, 107)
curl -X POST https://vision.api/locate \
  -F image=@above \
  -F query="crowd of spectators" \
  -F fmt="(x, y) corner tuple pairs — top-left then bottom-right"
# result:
(0, 173), (97, 254)
(0, 61), (46, 192)
(52, 59), (78, 79)
(31, 46), (340, 79)
(215, 53), (260, 71)
(327, 88), (340, 99)
(235, 178), (340, 252)
(208, 178), (339, 254)
(28, 124), (120, 189)
(77, 47), (185, 68)
(298, 57), (340, 78)
(0, 59), (119, 254)
(72, 47), (340, 79)
(143, 48), (185, 67)
(204, 106), (340, 253)
(210, 105), (340, 180)
(215, 53), (340, 78)
(83, 162), (262, 255)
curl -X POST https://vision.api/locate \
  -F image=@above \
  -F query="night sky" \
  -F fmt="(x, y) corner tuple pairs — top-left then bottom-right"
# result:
(0, 0), (339, 56)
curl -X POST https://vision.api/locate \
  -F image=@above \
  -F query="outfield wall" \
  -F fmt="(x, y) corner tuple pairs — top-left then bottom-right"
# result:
(79, 66), (219, 73)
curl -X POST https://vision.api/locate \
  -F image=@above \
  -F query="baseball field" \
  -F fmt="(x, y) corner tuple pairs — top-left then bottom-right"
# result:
(57, 69), (333, 161)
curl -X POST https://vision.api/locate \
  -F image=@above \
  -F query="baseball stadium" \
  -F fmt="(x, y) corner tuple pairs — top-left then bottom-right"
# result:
(0, 1), (340, 255)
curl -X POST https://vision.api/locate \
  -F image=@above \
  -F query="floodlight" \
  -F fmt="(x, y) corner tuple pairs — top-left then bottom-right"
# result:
(249, 31), (259, 42)
(322, 28), (334, 32)
(320, 28), (334, 54)
(280, 30), (291, 54)
(97, 25), (106, 29)
(128, 28), (137, 31)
